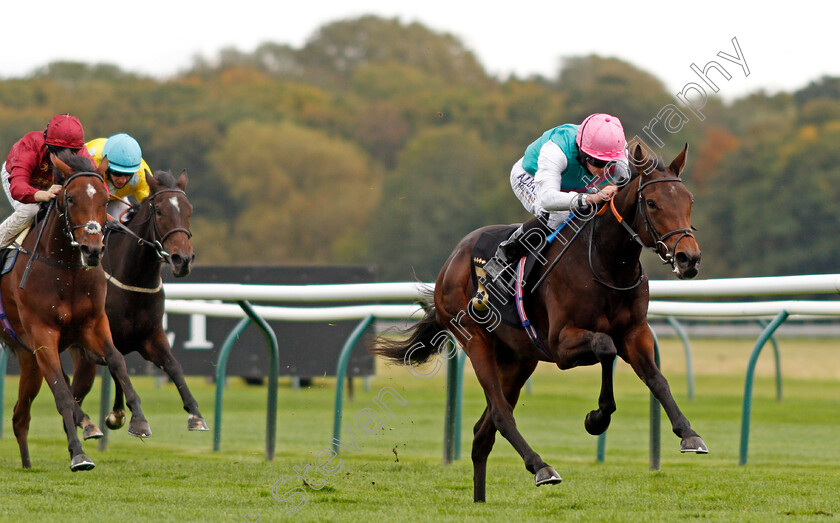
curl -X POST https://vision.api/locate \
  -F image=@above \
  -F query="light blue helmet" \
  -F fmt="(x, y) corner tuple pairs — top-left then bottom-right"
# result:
(102, 133), (142, 174)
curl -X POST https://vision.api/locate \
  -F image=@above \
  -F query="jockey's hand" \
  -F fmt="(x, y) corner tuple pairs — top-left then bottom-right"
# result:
(34, 184), (62, 202)
(588, 185), (618, 205)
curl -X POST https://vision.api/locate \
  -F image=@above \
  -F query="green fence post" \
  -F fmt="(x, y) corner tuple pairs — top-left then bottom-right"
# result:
(666, 316), (695, 401)
(214, 316), (251, 452)
(213, 300), (280, 460)
(740, 311), (789, 466)
(454, 349), (466, 461)
(97, 366), (113, 451)
(756, 319), (783, 402)
(443, 335), (460, 464)
(650, 325), (662, 471)
(0, 345), (7, 439)
(332, 315), (375, 454)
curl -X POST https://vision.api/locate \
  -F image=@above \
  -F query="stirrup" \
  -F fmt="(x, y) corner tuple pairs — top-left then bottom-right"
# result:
(482, 256), (511, 282)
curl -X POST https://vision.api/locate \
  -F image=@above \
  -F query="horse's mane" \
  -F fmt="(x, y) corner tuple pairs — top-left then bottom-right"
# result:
(53, 150), (97, 181)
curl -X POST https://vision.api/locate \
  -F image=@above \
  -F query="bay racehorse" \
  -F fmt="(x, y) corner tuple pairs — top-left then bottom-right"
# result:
(1, 151), (151, 471)
(373, 144), (707, 502)
(68, 168), (206, 434)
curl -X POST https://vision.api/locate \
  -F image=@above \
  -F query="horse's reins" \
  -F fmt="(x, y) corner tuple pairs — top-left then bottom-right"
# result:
(102, 188), (191, 293)
(105, 188), (192, 262)
(589, 176), (695, 291)
(18, 171), (105, 289)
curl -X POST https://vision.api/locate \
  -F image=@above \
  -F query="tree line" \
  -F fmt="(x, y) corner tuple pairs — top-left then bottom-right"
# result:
(1, 16), (837, 281)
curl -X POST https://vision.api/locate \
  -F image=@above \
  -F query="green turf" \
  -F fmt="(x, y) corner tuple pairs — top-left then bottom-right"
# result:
(1, 340), (839, 522)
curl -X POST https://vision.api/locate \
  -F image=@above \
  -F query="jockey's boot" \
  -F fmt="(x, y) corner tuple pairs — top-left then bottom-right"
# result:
(482, 225), (526, 282)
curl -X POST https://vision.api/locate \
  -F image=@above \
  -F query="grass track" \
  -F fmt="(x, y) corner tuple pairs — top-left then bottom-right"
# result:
(0, 338), (838, 521)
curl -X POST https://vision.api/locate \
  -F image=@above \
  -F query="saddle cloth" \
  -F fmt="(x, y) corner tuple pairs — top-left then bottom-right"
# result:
(470, 225), (542, 327)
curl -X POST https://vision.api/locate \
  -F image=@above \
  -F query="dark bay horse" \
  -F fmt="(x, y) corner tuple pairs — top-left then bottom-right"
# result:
(1, 152), (151, 471)
(68, 169), (206, 433)
(373, 144), (707, 502)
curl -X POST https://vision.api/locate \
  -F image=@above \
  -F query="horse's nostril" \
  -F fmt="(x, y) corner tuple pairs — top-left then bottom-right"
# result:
(675, 252), (689, 267)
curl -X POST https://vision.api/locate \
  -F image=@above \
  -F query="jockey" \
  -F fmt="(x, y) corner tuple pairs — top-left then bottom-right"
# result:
(86, 133), (151, 221)
(0, 114), (96, 248)
(482, 113), (631, 282)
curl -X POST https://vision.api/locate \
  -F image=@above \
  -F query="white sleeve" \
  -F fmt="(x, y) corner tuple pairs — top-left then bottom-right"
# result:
(534, 141), (578, 212)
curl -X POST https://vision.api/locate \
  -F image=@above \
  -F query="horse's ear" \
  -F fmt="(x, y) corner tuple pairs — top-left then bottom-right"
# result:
(145, 169), (158, 192)
(669, 143), (689, 177)
(631, 143), (655, 176)
(96, 156), (109, 176)
(50, 152), (73, 180)
(177, 169), (188, 191)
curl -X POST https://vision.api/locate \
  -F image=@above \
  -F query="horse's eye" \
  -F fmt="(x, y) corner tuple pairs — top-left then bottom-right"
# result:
(155, 207), (162, 216)
(66, 195), (74, 205)
(646, 199), (656, 209)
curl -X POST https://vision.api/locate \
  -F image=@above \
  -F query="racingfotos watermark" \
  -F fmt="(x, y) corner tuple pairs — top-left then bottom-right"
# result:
(406, 35), (750, 375)
(250, 35), (749, 520)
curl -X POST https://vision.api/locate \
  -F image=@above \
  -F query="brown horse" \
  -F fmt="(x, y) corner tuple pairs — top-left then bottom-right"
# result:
(68, 169), (205, 434)
(373, 144), (707, 502)
(0, 151), (151, 471)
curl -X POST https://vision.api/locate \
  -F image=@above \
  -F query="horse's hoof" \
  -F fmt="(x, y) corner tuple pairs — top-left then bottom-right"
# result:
(680, 436), (709, 454)
(584, 410), (611, 436)
(82, 423), (104, 440)
(128, 420), (152, 438)
(188, 415), (209, 431)
(70, 453), (95, 471)
(535, 466), (562, 486)
(105, 410), (126, 430)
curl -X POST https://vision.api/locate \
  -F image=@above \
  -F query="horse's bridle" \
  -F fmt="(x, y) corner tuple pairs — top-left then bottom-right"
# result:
(106, 188), (192, 262)
(588, 175), (695, 290)
(636, 177), (696, 267)
(60, 171), (106, 247)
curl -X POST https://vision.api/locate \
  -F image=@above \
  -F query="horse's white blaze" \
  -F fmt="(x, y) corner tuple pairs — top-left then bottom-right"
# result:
(168, 196), (180, 212)
(85, 183), (97, 199)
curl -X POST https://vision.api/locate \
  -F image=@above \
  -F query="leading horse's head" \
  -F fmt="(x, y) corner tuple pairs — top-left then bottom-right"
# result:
(51, 152), (108, 267)
(145, 170), (194, 277)
(628, 143), (701, 279)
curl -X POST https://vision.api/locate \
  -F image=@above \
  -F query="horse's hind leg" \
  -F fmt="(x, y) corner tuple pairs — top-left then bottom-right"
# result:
(67, 348), (104, 439)
(141, 331), (208, 431)
(472, 357), (543, 503)
(622, 325), (707, 453)
(466, 335), (559, 500)
(106, 376), (127, 430)
(584, 333), (618, 435)
(13, 350), (43, 469)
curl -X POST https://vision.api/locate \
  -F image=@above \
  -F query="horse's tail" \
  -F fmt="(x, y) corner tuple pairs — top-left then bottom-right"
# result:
(371, 285), (447, 367)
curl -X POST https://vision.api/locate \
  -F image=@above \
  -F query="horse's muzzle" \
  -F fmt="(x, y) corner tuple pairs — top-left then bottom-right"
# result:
(80, 243), (103, 267)
(169, 252), (194, 278)
(674, 250), (701, 280)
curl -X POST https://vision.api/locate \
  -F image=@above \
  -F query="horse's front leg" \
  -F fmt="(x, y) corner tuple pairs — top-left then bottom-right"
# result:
(27, 331), (95, 471)
(80, 315), (152, 438)
(621, 324), (708, 453)
(141, 330), (208, 431)
(553, 327), (617, 436)
(67, 347), (104, 439)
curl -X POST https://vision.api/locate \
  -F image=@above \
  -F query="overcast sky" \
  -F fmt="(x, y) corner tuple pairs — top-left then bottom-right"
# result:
(3, 1), (837, 100)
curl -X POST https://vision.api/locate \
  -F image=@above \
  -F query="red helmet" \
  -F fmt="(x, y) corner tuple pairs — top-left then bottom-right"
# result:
(44, 114), (85, 149)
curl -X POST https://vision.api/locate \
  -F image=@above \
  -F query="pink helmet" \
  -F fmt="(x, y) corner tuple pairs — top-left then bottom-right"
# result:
(576, 113), (626, 161)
